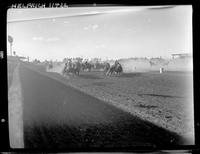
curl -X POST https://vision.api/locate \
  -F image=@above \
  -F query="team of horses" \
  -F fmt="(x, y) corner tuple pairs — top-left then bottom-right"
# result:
(62, 60), (82, 76)
(59, 60), (123, 77)
(106, 62), (123, 76)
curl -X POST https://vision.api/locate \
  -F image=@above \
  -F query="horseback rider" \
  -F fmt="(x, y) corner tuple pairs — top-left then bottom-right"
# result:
(48, 61), (53, 69)
(115, 60), (120, 66)
(106, 60), (122, 76)
(67, 59), (72, 69)
(62, 62), (68, 75)
(64, 62), (68, 70)
(104, 62), (110, 74)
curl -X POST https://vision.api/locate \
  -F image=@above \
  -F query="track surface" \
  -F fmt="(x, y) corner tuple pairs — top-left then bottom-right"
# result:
(19, 64), (184, 148)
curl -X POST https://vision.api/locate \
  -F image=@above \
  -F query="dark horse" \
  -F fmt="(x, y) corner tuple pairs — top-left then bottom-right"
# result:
(106, 61), (123, 76)
(48, 62), (53, 69)
(63, 61), (81, 76)
(82, 61), (93, 72)
(115, 64), (123, 75)
(104, 62), (110, 74)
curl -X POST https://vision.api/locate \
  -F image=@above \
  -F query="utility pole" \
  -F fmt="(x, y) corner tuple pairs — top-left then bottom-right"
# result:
(8, 35), (13, 56)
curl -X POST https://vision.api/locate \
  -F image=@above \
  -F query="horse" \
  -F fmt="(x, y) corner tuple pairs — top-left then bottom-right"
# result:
(62, 63), (71, 76)
(48, 63), (53, 69)
(93, 62), (106, 70)
(106, 62), (123, 76)
(82, 61), (93, 72)
(62, 61), (81, 76)
(115, 63), (123, 75)
(73, 61), (81, 75)
(104, 62), (110, 74)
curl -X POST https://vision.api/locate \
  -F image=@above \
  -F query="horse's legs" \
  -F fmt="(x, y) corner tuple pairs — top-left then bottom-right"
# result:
(106, 70), (110, 76)
(109, 70), (113, 76)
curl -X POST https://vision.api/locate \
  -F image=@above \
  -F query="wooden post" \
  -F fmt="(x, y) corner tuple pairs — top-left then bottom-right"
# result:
(10, 43), (12, 56)
(8, 35), (14, 56)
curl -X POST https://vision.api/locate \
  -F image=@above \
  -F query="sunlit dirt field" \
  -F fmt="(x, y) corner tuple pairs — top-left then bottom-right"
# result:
(28, 62), (194, 140)
(47, 69), (193, 139)
(8, 61), (194, 148)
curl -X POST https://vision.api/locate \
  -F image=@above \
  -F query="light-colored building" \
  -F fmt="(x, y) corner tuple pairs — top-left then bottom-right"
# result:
(172, 53), (192, 59)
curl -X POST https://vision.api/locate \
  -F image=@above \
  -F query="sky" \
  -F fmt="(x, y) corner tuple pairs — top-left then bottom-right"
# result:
(7, 5), (192, 61)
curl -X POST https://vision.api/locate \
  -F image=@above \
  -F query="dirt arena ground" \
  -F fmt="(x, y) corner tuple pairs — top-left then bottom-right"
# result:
(43, 66), (194, 142)
(8, 61), (194, 146)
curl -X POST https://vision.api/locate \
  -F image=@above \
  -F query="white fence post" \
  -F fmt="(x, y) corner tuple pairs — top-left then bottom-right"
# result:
(160, 67), (164, 74)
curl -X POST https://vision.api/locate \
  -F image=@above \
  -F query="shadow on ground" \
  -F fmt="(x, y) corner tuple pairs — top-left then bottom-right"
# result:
(19, 64), (188, 149)
(24, 114), (186, 149)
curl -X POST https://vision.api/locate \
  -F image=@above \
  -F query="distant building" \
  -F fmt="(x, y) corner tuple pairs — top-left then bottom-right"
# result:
(172, 53), (192, 59)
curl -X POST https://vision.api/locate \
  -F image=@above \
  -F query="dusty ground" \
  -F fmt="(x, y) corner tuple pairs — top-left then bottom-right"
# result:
(19, 64), (186, 148)
(8, 61), (194, 146)
(44, 69), (194, 142)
